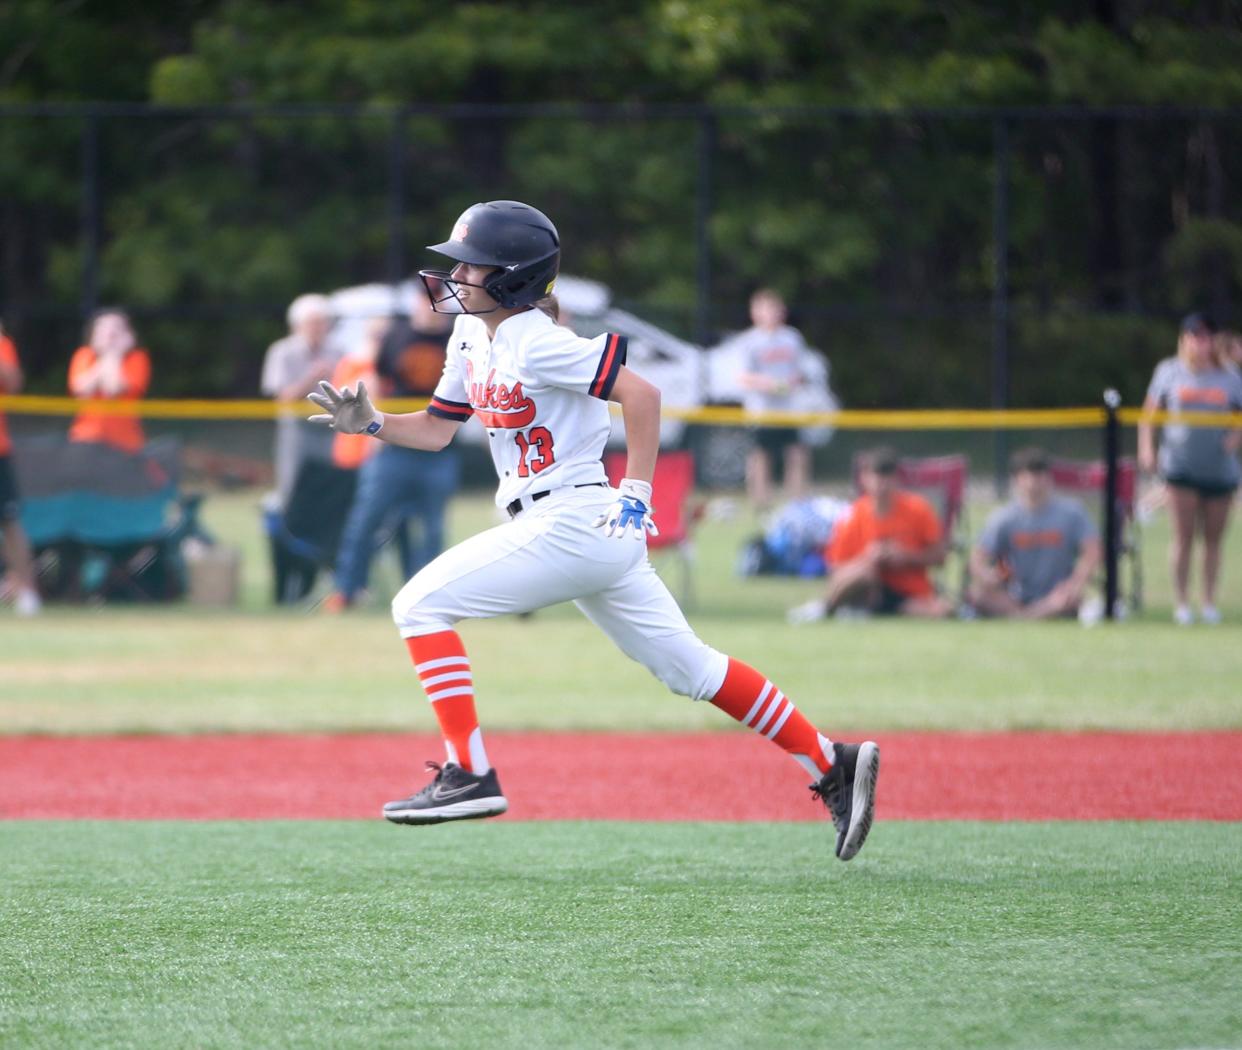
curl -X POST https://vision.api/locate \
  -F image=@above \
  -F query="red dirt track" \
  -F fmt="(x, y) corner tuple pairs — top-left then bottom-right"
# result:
(2, 732), (1240, 821)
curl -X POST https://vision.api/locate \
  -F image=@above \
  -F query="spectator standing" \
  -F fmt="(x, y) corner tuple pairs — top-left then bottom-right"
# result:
(67, 308), (150, 453)
(329, 317), (387, 473)
(325, 285), (458, 611)
(788, 446), (951, 622)
(0, 321), (41, 616)
(1139, 312), (1242, 625)
(968, 447), (1101, 620)
(735, 289), (812, 510)
(261, 293), (340, 506)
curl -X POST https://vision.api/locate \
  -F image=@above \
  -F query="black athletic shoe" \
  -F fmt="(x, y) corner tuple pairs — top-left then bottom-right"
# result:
(810, 741), (880, 861)
(382, 761), (509, 825)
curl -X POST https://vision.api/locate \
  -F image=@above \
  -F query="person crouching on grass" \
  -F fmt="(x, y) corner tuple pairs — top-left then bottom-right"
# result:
(308, 199), (879, 861)
(788, 446), (952, 623)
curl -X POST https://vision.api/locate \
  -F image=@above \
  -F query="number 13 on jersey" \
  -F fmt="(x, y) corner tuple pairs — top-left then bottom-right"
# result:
(515, 426), (555, 477)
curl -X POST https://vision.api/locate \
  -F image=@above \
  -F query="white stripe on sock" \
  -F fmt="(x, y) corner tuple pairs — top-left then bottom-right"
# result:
(427, 686), (475, 703)
(764, 701), (795, 740)
(420, 670), (474, 688)
(752, 693), (786, 734)
(742, 683), (774, 727)
(415, 656), (469, 675)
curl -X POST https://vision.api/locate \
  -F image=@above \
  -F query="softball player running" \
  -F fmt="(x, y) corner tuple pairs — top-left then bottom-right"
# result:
(309, 200), (878, 860)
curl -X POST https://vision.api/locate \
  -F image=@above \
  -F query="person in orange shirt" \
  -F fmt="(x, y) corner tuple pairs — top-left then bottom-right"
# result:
(329, 317), (387, 472)
(0, 322), (42, 616)
(789, 446), (951, 622)
(67, 308), (151, 454)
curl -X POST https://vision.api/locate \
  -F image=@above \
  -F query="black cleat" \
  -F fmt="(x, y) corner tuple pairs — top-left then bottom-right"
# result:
(811, 741), (880, 861)
(383, 761), (509, 825)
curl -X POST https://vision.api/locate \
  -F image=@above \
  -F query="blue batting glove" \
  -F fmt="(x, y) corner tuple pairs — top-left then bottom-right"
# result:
(594, 478), (660, 540)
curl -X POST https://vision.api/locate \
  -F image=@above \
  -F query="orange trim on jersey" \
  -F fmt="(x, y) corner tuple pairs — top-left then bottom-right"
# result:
(428, 395), (474, 422)
(67, 347), (151, 454)
(590, 333), (627, 400)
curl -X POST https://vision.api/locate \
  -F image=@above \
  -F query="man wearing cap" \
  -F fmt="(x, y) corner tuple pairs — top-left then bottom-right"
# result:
(968, 447), (1101, 620)
(788, 446), (952, 622)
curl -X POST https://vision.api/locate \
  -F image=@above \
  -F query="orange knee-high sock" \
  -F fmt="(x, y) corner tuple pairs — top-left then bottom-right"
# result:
(710, 657), (833, 779)
(405, 631), (489, 774)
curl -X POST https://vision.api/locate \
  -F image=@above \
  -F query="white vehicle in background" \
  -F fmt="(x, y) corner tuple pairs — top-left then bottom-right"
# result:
(326, 276), (837, 478)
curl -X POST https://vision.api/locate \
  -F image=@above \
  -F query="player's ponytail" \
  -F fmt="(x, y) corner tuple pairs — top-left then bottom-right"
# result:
(535, 295), (560, 322)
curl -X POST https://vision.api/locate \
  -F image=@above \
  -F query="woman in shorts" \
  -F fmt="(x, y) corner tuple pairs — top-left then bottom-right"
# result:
(1139, 312), (1242, 624)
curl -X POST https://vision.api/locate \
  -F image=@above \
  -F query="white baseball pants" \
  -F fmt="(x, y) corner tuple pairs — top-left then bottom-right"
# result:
(391, 485), (729, 701)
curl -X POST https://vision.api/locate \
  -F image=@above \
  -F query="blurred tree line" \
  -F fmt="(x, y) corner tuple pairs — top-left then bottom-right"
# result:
(3, 0), (1242, 407)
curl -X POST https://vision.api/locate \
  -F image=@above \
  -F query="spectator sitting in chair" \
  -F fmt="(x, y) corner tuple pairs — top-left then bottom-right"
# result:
(968, 447), (1100, 620)
(788, 446), (951, 622)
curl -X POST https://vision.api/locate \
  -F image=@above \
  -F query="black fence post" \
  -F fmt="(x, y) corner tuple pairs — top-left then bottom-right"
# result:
(990, 115), (1012, 497)
(694, 109), (716, 352)
(1103, 388), (1121, 621)
(80, 111), (101, 319)
(386, 109), (407, 285)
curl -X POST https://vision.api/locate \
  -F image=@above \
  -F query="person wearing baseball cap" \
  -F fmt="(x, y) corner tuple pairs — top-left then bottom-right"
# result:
(1139, 310), (1242, 624)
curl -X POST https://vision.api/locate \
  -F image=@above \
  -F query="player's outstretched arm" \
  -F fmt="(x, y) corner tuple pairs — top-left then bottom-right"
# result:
(594, 367), (662, 539)
(307, 380), (460, 451)
(608, 366), (661, 486)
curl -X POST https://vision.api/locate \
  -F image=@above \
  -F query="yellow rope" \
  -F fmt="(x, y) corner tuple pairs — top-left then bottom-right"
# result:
(1, 395), (1239, 429)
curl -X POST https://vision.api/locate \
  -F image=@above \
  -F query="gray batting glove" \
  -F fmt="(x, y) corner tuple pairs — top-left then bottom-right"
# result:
(306, 379), (383, 435)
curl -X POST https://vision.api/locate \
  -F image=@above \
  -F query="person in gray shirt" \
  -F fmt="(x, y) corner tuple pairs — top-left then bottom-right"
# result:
(969, 447), (1101, 619)
(261, 293), (342, 507)
(1138, 312), (1242, 625)
(733, 288), (813, 510)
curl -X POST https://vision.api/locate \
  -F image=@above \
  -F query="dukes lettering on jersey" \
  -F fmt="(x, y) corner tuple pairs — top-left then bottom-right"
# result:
(467, 364), (537, 429)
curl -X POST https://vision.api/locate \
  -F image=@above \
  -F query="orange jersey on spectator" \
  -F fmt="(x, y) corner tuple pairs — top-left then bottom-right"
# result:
(828, 491), (942, 598)
(329, 357), (379, 470)
(0, 335), (19, 457)
(67, 346), (151, 453)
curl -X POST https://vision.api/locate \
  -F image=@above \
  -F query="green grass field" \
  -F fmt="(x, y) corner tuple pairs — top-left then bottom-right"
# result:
(2, 822), (1241, 1050)
(2, 488), (1241, 734)
(3, 487), (1242, 1048)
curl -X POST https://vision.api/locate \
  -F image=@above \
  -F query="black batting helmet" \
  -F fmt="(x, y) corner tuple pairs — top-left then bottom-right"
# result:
(419, 200), (560, 313)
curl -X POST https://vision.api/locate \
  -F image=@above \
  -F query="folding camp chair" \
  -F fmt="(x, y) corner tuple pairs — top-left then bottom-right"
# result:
(603, 449), (700, 606)
(851, 452), (970, 601)
(15, 436), (203, 603)
(1047, 456), (1142, 612)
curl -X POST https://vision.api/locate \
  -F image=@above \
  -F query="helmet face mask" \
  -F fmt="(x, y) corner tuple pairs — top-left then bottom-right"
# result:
(419, 200), (560, 315)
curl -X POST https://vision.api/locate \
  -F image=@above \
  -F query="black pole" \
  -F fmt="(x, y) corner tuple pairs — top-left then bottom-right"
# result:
(991, 116), (1012, 497)
(385, 110), (407, 285)
(694, 111), (716, 350)
(80, 112), (101, 319)
(1102, 388), (1121, 621)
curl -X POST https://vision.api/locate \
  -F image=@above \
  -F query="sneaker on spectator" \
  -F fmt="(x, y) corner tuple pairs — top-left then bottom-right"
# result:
(14, 588), (41, 617)
(1200, 604), (1222, 626)
(787, 598), (828, 625)
(1174, 604), (1194, 626)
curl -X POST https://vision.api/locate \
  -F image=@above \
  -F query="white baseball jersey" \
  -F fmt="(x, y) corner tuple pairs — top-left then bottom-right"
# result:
(396, 303), (729, 704)
(426, 309), (626, 508)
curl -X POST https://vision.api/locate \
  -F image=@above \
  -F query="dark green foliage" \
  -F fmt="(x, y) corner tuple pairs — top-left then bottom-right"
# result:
(4, 3), (1242, 404)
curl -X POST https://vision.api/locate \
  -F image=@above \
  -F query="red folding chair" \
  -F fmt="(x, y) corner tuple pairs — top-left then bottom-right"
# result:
(1047, 456), (1142, 612)
(604, 449), (700, 606)
(851, 452), (970, 600)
